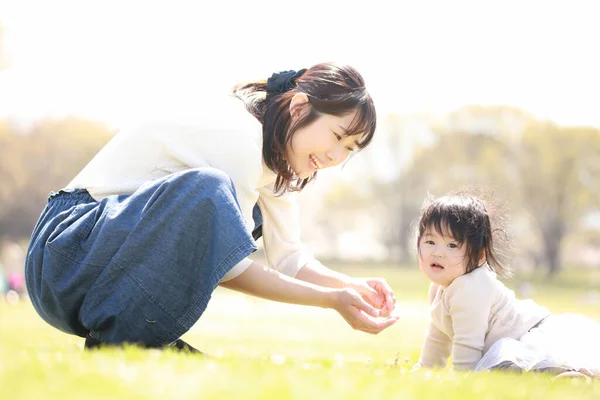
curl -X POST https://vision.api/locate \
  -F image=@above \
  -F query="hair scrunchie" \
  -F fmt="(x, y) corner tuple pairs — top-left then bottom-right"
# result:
(266, 69), (307, 94)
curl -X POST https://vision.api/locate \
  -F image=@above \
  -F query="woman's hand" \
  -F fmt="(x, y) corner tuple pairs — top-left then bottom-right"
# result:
(331, 287), (399, 334)
(347, 277), (397, 317)
(221, 262), (398, 334)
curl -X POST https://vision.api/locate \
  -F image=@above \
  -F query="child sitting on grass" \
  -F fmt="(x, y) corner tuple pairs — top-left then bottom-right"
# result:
(412, 190), (600, 378)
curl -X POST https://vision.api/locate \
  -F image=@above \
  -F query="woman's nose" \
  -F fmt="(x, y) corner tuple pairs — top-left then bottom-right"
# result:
(326, 147), (344, 165)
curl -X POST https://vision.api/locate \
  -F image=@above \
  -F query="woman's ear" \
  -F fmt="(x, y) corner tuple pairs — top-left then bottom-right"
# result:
(479, 250), (487, 266)
(289, 92), (310, 121)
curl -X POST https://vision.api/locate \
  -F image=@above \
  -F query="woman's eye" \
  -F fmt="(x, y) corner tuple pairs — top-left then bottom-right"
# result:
(334, 133), (342, 141)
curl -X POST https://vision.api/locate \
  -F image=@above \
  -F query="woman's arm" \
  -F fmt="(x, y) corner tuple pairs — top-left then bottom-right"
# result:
(294, 260), (351, 288)
(220, 261), (398, 334)
(255, 176), (396, 315)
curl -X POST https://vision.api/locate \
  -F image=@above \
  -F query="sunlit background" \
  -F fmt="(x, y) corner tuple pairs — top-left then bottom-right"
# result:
(1, 2), (600, 398)
(2, 0), (599, 126)
(1, 0), (599, 285)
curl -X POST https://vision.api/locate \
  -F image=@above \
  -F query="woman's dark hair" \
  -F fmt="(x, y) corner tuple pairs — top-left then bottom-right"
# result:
(416, 189), (512, 277)
(233, 62), (376, 194)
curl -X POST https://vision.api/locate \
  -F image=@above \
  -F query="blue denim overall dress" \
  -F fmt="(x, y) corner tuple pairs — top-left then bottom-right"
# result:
(25, 168), (259, 346)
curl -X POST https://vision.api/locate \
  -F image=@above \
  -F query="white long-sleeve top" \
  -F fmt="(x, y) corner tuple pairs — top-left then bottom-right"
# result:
(65, 97), (314, 281)
(418, 265), (551, 370)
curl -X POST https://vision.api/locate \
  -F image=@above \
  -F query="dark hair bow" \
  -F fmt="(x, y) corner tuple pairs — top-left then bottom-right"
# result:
(266, 69), (307, 94)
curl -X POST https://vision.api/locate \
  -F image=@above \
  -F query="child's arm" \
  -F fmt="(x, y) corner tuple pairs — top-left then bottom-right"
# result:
(415, 283), (452, 368)
(416, 322), (452, 368)
(446, 276), (493, 370)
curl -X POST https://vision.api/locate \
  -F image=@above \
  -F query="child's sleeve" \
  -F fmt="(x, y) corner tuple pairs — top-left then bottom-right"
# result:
(417, 322), (452, 368)
(445, 275), (494, 370)
(417, 283), (452, 368)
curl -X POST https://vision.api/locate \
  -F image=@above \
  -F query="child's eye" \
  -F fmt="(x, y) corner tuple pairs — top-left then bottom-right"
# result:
(334, 133), (342, 141)
(448, 243), (458, 249)
(425, 240), (434, 245)
(346, 146), (355, 152)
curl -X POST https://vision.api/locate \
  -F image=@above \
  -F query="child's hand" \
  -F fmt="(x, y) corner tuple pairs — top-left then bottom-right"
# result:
(411, 363), (423, 372)
(347, 277), (397, 317)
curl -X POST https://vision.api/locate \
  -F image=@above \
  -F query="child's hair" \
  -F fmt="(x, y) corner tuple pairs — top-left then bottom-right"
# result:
(416, 188), (512, 277)
(233, 62), (376, 194)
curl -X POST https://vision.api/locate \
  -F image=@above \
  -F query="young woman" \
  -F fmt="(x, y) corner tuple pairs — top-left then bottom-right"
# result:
(25, 63), (398, 352)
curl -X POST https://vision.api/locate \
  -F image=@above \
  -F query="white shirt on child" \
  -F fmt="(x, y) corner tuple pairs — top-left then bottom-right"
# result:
(418, 265), (551, 370)
(65, 97), (315, 282)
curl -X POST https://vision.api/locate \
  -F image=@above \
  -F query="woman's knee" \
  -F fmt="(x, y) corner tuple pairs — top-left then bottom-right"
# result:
(171, 168), (235, 195)
(135, 167), (242, 226)
(158, 168), (241, 219)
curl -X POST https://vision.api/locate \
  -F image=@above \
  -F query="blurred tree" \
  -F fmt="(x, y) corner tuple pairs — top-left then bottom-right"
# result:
(387, 106), (600, 276)
(374, 171), (426, 262)
(373, 108), (522, 262)
(511, 122), (600, 276)
(0, 118), (113, 240)
(289, 106), (598, 272)
(317, 178), (376, 258)
(366, 114), (436, 261)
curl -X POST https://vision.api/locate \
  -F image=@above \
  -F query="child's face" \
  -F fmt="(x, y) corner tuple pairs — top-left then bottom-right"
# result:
(418, 226), (468, 287)
(285, 109), (359, 179)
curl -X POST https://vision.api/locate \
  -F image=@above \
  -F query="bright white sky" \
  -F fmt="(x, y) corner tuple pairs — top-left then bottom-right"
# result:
(0, 0), (599, 130)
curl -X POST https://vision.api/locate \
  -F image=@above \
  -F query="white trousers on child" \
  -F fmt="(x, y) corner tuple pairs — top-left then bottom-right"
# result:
(475, 313), (600, 376)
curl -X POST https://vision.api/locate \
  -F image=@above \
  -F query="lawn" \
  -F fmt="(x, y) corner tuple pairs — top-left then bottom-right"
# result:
(1, 264), (599, 399)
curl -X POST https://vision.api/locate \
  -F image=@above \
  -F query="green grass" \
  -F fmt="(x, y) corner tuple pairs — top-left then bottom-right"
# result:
(1, 265), (599, 399)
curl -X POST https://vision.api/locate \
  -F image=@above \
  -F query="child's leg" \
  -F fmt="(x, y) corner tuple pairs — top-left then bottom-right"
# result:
(519, 314), (600, 377)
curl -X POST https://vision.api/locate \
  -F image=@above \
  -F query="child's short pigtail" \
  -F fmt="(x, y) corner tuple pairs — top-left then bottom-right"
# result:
(454, 185), (514, 278)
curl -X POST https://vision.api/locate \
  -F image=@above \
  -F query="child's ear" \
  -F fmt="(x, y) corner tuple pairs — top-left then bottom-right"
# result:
(289, 92), (310, 121)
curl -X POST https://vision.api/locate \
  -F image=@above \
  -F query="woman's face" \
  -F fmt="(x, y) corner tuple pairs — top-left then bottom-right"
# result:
(285, 108), (360, 179)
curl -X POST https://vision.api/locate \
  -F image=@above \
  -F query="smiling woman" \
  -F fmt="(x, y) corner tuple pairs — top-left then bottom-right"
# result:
(24, 61), (398, 353)
(233, 63), (376, 193)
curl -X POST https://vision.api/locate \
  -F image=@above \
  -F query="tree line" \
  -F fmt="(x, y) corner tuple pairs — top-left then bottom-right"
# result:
(0, 118), (114, 239)
(1, 107), (599, 277)
(328, 106), (600, 276)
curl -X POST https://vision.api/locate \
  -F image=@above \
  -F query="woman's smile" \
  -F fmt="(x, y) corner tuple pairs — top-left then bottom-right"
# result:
(309, 154), (325, 171)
